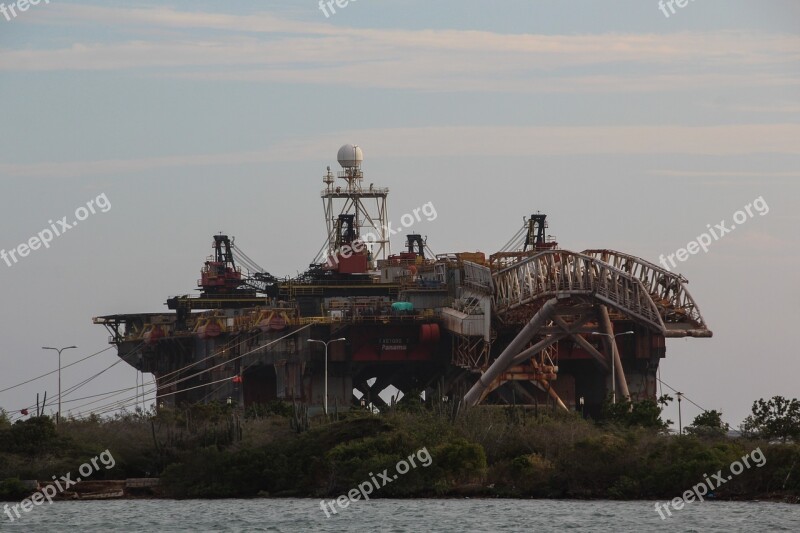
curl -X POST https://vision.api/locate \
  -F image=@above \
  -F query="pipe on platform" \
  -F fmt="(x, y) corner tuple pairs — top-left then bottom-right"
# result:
(512, 312), (593, 367)
(556, 317), (610, 372)
(539, 380), (569, 411)
(464, 298), (558, 406)
(511, 333), (568, 366)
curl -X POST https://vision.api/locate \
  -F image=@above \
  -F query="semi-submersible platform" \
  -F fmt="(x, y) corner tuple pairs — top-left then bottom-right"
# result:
(94, 144), (712, 416)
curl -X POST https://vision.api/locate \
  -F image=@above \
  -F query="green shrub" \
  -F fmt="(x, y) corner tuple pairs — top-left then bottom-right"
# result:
(0, 417), (67, 456)
(0, 478), (29, 501)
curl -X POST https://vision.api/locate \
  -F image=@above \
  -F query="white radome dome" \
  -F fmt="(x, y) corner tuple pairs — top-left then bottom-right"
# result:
(337, 144), (363, 168)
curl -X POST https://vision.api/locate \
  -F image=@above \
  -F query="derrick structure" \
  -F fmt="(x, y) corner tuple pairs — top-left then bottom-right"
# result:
(318, 144), (390, 265)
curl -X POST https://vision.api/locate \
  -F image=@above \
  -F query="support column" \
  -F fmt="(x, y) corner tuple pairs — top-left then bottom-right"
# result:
(464, 298), (558, 406)
(599, 305), (631, 402)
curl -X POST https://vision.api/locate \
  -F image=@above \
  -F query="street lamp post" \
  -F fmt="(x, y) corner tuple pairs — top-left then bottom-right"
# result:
(590, 331), (634, 404)
(308, 338), (346, 415)
(42, 345), (77, 426)
(579, 396), (585, 417)
(676, 392), (683, 434)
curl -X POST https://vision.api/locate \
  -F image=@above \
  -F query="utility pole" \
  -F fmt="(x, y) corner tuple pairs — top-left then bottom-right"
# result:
(307, 338), (346, 415)
(42, 345), (77, 427)
(676, 392), (683, 434)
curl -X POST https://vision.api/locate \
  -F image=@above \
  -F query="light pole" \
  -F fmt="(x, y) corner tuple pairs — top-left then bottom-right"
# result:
(579, 396), (585, 417)
(591, 331), (633, 404)
(676, 392), (683, 434)
(308, 338), (346, 415)
(42, 345), (77, 426)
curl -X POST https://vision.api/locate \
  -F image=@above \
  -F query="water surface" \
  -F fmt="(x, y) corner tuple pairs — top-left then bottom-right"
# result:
(2, 498), (797, 532)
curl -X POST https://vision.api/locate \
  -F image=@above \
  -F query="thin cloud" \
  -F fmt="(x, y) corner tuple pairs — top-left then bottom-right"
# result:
(2, 4), (797, 94)
(649, 170), (800, 178)
(3, 124), (799, 179)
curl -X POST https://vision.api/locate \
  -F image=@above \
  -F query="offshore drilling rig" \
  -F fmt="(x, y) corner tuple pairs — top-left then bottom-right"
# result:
(94, 144), (711, 417)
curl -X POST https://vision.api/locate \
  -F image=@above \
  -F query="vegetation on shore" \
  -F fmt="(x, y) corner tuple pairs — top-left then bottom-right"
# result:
(1, 395), (798, 502)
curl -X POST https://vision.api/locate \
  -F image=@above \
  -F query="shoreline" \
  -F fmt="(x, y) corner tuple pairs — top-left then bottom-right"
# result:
(6, 487), (798, 505)
(4, 495), (798, 504)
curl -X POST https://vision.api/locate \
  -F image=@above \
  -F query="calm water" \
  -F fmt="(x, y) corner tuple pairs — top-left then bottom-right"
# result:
(2, 499), (797, 532)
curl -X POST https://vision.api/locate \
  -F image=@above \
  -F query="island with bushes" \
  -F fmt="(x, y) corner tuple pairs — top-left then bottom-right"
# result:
(1, 395), (798, 503)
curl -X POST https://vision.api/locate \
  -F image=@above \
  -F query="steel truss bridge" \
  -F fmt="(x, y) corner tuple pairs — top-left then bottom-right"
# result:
(463, 249), (711, 407)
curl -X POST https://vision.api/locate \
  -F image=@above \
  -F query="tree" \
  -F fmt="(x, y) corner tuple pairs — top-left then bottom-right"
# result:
(741, 396), (800, 442)
(600, 395), (671, 430)
(685, 410), (728, 437)
(0, 416), (63, 455)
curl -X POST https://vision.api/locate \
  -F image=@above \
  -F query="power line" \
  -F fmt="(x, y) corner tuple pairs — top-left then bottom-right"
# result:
(145, 332), (261, 385)
(8, 345), (142, 422)
(12, 324), (313, 421)
(656, 377), (707, 413)
(7, 347), (123, 421)
(61, 333), (262, 417)
(61, 383), (146, 406)
(83, 375), (234, 418)
(146, 325), (312, 398)
(69, 324), (313, 419)
(67, 383), (155, 418)
(0, 346), (114, 395)
(42, 336), (243, 419)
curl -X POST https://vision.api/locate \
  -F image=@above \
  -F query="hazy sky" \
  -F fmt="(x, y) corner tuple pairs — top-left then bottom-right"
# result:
(1, 0), (798, 428)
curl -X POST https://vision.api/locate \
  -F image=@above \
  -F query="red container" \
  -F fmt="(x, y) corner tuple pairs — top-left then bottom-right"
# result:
(143, 326), (164, 345)
(198, 322), (222, 339)
(420, 324), (440, 344)
(337, 253), (368, 274)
